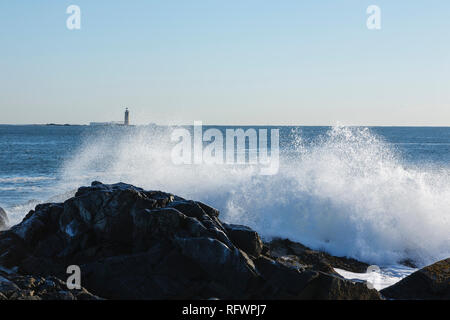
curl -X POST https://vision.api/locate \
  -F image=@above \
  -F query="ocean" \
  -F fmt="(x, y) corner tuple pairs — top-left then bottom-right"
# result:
(0, 124), (449, 279)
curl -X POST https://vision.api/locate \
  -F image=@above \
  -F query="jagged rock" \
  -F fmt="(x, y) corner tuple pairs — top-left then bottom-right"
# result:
(0, 269), (100, 300)
(253, 255), (380, 300)
(0, 182), (381, 300)
(267, 238), (370, 273)
(297, 271), (382, 300)
(253, 255), (316, 298)
(223, 223), (263, 258)
(381, 258), (450, 300)
(0, 207), (8, 231)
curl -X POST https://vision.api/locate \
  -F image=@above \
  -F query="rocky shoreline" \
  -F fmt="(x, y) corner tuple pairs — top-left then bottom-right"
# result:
(0, 182), (448, 300)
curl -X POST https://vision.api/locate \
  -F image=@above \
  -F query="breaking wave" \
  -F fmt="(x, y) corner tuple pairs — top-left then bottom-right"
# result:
(0, 176), (55, 183)
(57, 126), (450, 267)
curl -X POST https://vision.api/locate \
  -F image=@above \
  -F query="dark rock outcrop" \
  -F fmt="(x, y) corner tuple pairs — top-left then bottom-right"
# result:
(0, 207), (8, 231)
(266, 238), (370, 274)
(381, 258), (450, 300)
(253, 255), (380, 300)
(266, 239), (369, 273)
(223, 223), (263, 258)
(0, 182), (381, 300)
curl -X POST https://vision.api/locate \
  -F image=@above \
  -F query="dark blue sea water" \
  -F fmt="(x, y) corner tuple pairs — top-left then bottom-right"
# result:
(0, 124), (449, 267)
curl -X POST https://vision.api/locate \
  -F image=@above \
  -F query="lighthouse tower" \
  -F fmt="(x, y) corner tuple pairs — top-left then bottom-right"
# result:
(124, 108), (130, 126)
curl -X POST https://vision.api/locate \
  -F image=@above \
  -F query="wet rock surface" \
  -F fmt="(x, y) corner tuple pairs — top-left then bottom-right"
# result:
(0, 182), (381, 300)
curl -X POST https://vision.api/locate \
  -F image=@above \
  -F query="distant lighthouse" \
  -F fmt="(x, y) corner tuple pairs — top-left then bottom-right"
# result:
(124, 108), (130, 126)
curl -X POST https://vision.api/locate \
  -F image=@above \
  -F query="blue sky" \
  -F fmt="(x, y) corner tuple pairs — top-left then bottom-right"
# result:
(0, 1), (449, 125)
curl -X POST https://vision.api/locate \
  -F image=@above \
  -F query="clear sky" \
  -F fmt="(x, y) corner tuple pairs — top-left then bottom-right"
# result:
(0, 1), (449, 125)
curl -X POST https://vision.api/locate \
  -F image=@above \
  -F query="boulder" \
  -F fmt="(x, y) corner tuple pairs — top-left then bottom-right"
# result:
(381, 258), (450, 300)
(0, 182), (381, 300)
(0, 182), (259, 299)
(223, 223), (263, 258)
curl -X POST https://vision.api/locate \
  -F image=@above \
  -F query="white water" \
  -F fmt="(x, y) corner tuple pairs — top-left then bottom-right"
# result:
(334, 265), (418, 291)
(35, 126), (449, 268)
(0, 176), (55, 183)
(4, 190), (77, 228)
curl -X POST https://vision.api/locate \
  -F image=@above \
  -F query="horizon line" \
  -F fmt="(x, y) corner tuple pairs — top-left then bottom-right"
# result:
(1, 123), (450, 128)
